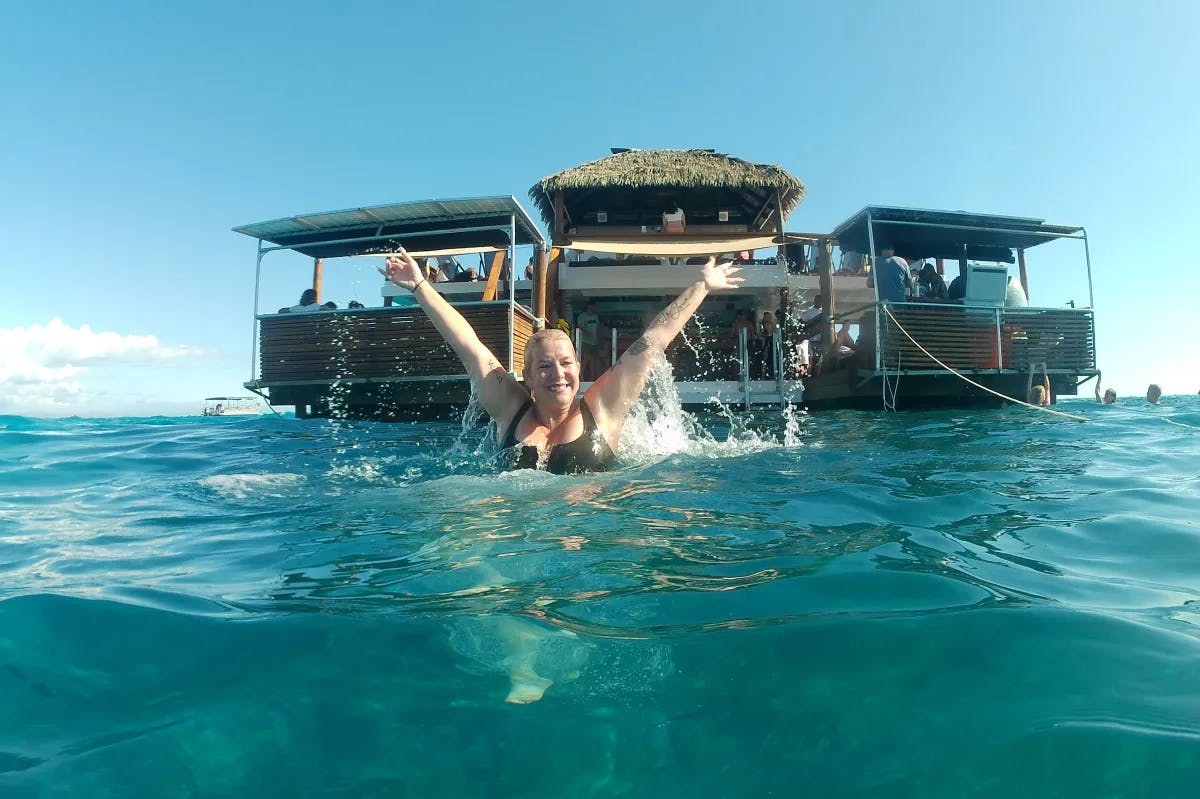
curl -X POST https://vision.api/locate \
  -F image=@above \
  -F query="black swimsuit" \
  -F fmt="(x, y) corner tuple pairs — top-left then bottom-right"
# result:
(499, 398), (615, 475)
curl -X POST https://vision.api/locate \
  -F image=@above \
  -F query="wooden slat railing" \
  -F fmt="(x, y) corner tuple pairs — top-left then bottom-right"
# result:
(259, 304), (534, 383)
(1002, 308), (1095, 370)
(879, 304), (1095, 371)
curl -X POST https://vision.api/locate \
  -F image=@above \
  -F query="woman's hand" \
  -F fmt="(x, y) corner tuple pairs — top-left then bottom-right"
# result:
(701, 257), (744, 292)
(377, 249), (423, 289)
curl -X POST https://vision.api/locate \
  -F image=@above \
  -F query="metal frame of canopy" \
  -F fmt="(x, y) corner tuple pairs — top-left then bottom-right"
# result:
(833, 207), (1095, 376)
(234, 196), (548, 388)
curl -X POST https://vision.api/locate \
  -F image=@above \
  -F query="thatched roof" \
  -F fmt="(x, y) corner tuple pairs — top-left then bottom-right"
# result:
(529, 149), (806, 233)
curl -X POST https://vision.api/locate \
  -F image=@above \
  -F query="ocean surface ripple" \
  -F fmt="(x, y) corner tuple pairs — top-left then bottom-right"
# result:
(1, 397), (1198, 797)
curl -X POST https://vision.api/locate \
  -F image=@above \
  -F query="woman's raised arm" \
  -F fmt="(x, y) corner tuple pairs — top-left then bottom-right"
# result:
(381, 251), (526, 420)
(585, 258), (743, 440)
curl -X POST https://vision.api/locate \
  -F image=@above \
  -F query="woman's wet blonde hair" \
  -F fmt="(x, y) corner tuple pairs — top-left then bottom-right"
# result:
(522, 329), (576, 376)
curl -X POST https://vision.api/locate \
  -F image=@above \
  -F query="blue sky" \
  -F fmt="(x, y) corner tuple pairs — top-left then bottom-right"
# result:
(2, 0), (1196, 415)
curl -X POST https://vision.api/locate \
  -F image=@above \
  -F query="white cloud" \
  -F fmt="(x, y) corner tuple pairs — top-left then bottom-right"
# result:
(0, 318), (211, 417)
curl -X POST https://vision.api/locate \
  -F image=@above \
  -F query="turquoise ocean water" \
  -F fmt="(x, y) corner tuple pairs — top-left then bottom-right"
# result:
(1, 395), (1198, 797)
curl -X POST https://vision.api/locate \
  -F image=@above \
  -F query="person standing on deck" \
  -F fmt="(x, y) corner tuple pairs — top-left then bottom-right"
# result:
(754, 312), (779, 379)
(575, 302), (604, 381)
(868, 247), (911, 303)
(797, 294), (825, 375)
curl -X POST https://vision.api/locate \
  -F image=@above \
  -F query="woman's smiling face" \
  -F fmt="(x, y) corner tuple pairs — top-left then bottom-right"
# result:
(525, 333), (579, 407)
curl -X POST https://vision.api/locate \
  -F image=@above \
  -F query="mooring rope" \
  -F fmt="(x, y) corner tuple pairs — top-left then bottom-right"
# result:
(881, 305), (1091, 423)
(245, 383), (287, 419)
(1154, 415), (1198, 430)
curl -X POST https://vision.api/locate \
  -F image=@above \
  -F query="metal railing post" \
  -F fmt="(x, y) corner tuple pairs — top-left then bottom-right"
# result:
(875, 302), (883, 373)
(250, 241), (265, 381)
(866, 213), (882, 374)
(773, 326), (784, 406)
(739, 327), (751, 410)
(508, 214), (516, 374)
(995, 307), (1003, 372)
(611, 327), (617, 371)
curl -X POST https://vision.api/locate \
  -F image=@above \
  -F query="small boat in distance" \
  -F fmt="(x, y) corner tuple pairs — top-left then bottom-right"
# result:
(202, 397), (262, 416)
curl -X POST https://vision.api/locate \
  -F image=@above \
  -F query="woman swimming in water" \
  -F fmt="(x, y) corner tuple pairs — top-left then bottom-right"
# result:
(380, 249), (743, 473)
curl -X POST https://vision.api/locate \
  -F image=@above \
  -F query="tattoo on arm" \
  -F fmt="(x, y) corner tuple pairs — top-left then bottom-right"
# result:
(627, 336), (650, 357)
(654, 299), (685, 326)
(485, 359), (506, 384)
(616, 336), (651, 367)
(651, 286), (698, 328)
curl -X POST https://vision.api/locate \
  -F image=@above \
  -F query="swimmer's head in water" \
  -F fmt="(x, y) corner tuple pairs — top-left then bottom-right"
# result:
(1147, 383), (1162, 403)
(523, 329), (579, 406)
(1103, 388), (1117, 404)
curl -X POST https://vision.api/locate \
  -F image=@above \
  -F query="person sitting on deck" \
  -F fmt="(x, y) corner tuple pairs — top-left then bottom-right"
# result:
(429, 258), (451, 283)
(732, 310), (756, 346)
(281, 288), (323, 313)
(437, 256), (465, 279)
(662, 203), (686, 234)
(379, 248), (743, 475)
(835, 323), (856, 358)
(867, 248), (911, 303)
(947, 273), (966, 301)
(917, 263), (948, 301)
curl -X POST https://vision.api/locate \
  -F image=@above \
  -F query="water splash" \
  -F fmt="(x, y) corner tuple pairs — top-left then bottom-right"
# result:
(616, 355), (804, 464)
(618, 358), (712, 462)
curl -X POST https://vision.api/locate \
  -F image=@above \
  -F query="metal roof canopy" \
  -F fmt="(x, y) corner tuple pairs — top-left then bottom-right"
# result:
(233, 196), (546, 259)
(831, 206), (1084, 263)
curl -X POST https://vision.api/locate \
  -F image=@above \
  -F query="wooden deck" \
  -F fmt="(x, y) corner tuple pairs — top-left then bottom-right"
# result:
(803, 303), (1098, 410)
